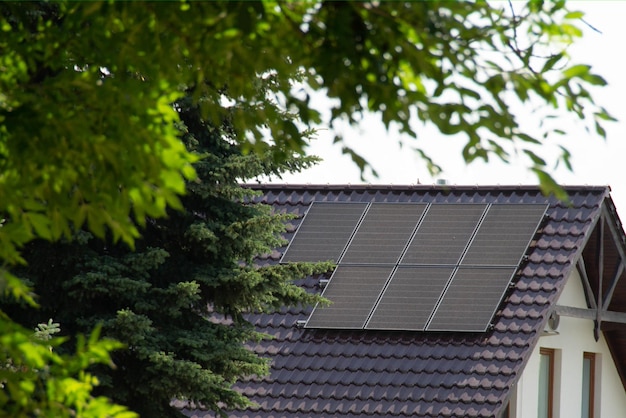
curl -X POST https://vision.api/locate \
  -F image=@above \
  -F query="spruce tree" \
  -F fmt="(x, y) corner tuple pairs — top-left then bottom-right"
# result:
(10, 100), (331, 417)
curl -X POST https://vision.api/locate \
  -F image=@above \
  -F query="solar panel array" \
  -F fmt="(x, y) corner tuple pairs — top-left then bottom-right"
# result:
(281, 202), (547, 332)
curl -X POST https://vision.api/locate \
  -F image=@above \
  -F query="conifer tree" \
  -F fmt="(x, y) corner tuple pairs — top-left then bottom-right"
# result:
(9, 100), (331, 417)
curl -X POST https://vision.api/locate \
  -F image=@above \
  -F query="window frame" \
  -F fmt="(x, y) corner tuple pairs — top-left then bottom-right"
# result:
(582, 352), (597, 418)
(538, 347), (555, 418)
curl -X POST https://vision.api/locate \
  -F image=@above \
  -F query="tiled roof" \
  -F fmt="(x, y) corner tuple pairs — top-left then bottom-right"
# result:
(184, 185), (615, 418)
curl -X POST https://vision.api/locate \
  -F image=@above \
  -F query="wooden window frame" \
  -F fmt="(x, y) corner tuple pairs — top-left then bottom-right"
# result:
(583, 352), (596, 418)
(539, 347), (555, 418)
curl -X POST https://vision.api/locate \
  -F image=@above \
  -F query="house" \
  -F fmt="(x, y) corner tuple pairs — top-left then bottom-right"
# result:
(184, 184), (626, 417)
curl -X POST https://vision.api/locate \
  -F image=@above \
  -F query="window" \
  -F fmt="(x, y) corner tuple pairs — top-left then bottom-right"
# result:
(538, 348), (555, 418)
(582, 352), (598, 418)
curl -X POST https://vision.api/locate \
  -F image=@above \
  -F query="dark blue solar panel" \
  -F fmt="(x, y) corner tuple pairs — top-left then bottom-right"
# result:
(281, 202), (367, 263)
(461, 204), (547, 266)
(401, 204), (487, 265)
(426, 267), (517, 332)
(340, 203), (427, 264)
(366, 267), (454, 331)
(305, 266), (395, 329)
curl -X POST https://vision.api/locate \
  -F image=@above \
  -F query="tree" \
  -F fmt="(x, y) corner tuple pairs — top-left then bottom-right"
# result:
(0, 0), (612, 414)
(8, 98), (331, 417)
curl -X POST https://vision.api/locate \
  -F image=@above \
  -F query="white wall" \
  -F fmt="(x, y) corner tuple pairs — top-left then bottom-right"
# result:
(512, 268), (626, 418)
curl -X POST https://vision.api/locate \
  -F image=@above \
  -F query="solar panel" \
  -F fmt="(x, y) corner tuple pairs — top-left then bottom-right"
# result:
(297, 201), (547, 333)
(400, 204), (487, 265)
(340, 203), (427, 264)
(305, 266), (394, 329)
(461, 204), (547, 266)
(365, 266), (454, 331)
(426, 267), (517, 331)
(281, 202), (367, 263)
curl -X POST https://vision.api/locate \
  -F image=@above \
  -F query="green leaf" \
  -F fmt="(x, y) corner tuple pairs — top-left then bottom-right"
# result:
(532, 168), (569, 204)
(523, 150), (546, 167)
(26, 213), (53, 240)
(578, 71), (607, 86)
(541, 53), (563, 73)
(558, 145), (573, 171)
(564, 11), (584, 19)
(563, 64), (591, 79)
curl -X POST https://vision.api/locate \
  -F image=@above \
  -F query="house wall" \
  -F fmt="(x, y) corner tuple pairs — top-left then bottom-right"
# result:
(511, 268), (626, 418)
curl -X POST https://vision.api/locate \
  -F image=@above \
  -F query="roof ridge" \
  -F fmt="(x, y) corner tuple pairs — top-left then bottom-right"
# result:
(244, 183), (611, 192)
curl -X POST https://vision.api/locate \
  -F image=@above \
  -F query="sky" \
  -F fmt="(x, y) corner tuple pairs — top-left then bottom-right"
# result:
(266, 2), (626, 217)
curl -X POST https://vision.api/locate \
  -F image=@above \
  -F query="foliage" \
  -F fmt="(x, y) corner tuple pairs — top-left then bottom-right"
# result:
(270, 1), (613, 196)
(33, 318), (61, 341)
(2, 2), (609, 221)
(9, 100), (331, 417)
(1, 3), (198, 414)
(0, 315), (136, 418)
(0, 2), (197, 266)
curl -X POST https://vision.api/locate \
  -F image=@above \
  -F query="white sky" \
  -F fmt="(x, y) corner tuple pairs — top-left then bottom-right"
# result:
(267, 2), (626, 217)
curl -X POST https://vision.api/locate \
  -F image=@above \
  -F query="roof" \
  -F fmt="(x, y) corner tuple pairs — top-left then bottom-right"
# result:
(184, 184), (626, 418)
